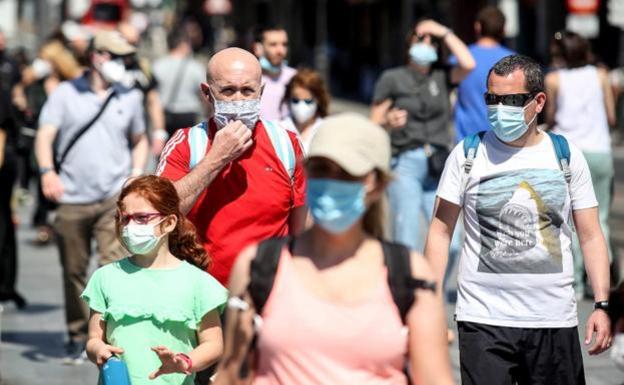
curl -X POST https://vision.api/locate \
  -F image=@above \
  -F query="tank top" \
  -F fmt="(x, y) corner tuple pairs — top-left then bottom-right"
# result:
(252, 250), (409, 385)
(553, 65), (611, 153)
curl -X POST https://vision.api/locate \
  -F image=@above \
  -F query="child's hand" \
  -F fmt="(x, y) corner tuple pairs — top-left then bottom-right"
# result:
(94, 343), (124, 367)
(149, 346), (191, 379)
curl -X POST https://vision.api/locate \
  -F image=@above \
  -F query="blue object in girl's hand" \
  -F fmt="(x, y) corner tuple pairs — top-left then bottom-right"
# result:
(102, 356), (131, 385)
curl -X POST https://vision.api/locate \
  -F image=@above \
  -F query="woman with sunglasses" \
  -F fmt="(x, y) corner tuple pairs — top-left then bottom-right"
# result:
(214, 114), (455, 385)
(545, 30), (616, 299)
(280, 68), (330, 153)
(81, 175), (227, 385)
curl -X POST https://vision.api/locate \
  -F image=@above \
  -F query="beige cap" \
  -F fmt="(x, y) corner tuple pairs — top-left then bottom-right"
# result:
(93, 30), (135, 56)
(308, 113), (391, 177)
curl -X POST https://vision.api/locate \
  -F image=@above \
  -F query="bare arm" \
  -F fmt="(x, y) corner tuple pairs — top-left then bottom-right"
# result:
(407, 252), (456, 385)
(86, 311), (124, 367)
(146, 89), (167, 155)
(35, 123), (65, 202)
(598, 68), (616, 128)
(424, 197), (461, 291)
(213, 245), (258, 385)
(544, 72), (559, 130)
(130, 133), (149, 175)
(573, 207), (612, 355)
(370, 99), (407, 131)
(175, 121), (252, 214)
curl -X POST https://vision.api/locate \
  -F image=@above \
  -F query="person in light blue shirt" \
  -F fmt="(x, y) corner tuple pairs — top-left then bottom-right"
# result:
(453, 6), (515, 142)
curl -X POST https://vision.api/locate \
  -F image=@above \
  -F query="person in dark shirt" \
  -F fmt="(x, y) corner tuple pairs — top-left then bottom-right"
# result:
(0, 86), (26, 308)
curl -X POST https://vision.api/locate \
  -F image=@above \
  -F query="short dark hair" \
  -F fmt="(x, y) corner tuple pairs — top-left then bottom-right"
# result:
(487, 54), (544, 93)
(254, 24), (286, 43)
(167, 28), (190, 50)
(477, 6), (506, 41)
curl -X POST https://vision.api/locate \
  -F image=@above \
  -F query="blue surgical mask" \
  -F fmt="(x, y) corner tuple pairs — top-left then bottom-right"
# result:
(259, 56), (285, 74)
(121, 219), (165, 255)
(306, 178), (366, 234)
(487, 101), (536, 143)
(210, 89), (261, 130)
(409, 43), (438, 66)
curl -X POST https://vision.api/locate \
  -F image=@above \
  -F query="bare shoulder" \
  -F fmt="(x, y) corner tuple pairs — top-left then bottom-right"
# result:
(409, 251), (435, 281)
(228, 244), (258, 295)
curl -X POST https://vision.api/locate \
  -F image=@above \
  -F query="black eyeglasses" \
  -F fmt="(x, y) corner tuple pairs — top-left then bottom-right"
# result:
(484, 93), (535, 107)
(290, 97), (315, 105)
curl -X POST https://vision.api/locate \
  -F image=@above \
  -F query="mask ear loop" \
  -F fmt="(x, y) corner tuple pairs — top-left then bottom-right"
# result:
(523, 99), (538, 127)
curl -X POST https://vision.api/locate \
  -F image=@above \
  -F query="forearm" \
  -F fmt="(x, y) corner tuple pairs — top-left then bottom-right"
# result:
(188, 338), (223, 373)
(580, 234), (611, 301)
(444, 32), (475, 71)
(175, 152), (228, 214)
(424, 228), (452, 292)
(131, 134), (149, 172)
(0, 130), (5, 168)
(147, 91), (165, 132)
(34, 125), (57, 168)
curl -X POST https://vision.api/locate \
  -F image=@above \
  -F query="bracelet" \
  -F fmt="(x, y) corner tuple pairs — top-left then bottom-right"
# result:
(227, 296), (250, 311)
(130, 168), (143, 177)
(152, 130), (169, 141)
(175, 352), (193, 374)
(441, 28), (452, 40)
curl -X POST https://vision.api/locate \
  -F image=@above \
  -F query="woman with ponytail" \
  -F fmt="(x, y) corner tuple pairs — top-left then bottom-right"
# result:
(81, 175), (227, 385)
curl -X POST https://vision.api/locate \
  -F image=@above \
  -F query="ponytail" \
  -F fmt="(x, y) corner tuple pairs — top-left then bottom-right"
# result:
(168, 215), (210, 270)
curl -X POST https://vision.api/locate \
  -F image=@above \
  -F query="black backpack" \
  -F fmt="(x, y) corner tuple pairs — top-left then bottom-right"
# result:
(248, 237), (436, 324)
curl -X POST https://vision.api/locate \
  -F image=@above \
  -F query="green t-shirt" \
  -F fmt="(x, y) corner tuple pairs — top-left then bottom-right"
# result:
(81, 258), (228, 385)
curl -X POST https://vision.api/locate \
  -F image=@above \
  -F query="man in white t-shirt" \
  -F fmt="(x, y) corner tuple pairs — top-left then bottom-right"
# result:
(425, 55), (611, 385)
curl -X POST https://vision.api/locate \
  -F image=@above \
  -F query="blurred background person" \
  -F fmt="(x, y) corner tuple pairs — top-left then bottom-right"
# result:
(0, 74), (26, 309)
(452, 6), (514, 142)
(545, 30), (616, 299)
(280, 68), (330, 153)
(153, 27), (205, 139)
(254, 24), (296, 120)
(370, 19), (474, 253)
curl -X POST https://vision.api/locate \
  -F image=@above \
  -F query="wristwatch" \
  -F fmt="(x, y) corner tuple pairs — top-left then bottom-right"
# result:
(594, 301), (609, 311)
(39, 167), (53, 175)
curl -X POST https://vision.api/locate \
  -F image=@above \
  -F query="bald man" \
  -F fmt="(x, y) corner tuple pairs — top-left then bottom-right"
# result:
(157, 48), (306, 285)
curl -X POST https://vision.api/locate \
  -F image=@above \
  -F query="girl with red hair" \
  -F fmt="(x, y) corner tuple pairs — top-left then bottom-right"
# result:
(81, 175), (227, 385)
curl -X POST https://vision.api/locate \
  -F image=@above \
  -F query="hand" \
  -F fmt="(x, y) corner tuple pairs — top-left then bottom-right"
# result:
(210, 120), (253, 164)
(41, 171), (64, 202)
(386, 108), (408, 130)
(585, 309), (612, 355)
(94, 343), (124, 367)
(415, 20), (449, 38)
(149, 346), (191, 379)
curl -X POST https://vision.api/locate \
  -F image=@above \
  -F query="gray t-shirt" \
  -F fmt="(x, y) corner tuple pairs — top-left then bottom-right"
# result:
(373, 66), (451, 155)
(39, 74), (145, 204)
(153, 55), (205, 114)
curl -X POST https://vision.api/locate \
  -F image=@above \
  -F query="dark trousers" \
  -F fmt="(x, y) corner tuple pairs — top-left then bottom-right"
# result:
(458, 321), (586, 385)
(0, 149), (17, 296)
(53, 196), (127, 342)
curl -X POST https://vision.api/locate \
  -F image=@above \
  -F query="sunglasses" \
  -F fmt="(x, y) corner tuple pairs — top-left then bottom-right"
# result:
(117, 212), (164, 226)
(290, 97), (315, 105)
(484, 93), (535, 107)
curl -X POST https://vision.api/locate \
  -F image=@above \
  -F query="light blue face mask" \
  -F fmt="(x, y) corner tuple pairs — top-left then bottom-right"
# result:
(409, 43), (438, 66)
(306, 178), (366, 234)
(487, 101), (536, 143)
(259, 56), (286, 74)
(121, 219), (165, 255)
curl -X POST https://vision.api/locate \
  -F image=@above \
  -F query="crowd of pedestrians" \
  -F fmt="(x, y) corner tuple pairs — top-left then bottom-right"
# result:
(0, 5), (624, 385)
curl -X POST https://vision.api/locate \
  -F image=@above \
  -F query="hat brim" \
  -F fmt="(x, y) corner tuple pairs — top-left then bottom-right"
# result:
(308, 147), (375, 177)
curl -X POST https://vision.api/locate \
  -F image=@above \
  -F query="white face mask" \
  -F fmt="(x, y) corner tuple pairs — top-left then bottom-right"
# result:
(611, 334), (624, 371)
(98, 59), (126, 84)
(289, 99), (317, 124)
(209, 89), (260, 130)
(121, 218), (165, 255)
(32, 58), (52, 80)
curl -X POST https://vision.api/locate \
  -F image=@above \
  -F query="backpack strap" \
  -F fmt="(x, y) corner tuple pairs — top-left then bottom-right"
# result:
(546, 131), (571, 184)
(262, 119), (296, 180)
(381, 240), (436, 324)
(248, 237), (291, 316)
(462, 131), (486, 175)
(187, 122), (209, 169)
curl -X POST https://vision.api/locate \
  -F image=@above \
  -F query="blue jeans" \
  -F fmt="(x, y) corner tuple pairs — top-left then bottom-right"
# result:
(388, 148), (461, 293)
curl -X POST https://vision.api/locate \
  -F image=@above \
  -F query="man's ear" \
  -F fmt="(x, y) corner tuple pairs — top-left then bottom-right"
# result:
(253, 42), (264, 58)
(200, 83), (212, 103)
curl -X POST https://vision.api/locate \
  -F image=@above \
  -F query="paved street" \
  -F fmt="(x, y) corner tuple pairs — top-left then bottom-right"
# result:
(1, 117), (624, 384)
